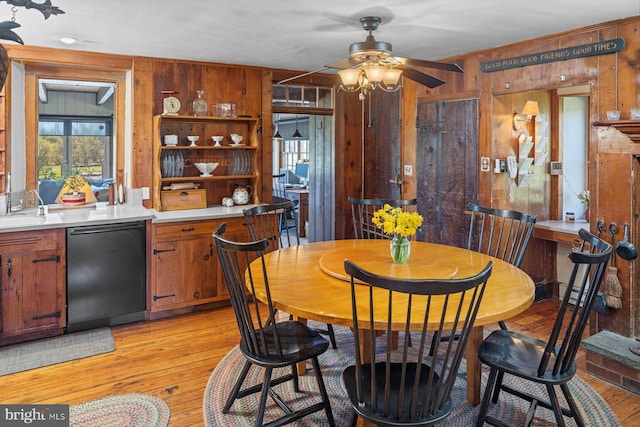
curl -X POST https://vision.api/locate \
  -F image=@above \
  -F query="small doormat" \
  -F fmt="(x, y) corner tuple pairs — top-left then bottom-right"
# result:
(0, 328), (115, 376)
(70, 393), (170, 427)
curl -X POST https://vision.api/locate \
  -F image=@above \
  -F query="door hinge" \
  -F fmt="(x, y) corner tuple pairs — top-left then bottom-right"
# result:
(154, 248), (176, 254)
(32, 255), (60, 263)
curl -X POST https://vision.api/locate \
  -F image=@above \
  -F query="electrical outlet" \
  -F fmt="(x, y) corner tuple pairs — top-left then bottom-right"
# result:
(141, 187), (150, 200)
(403, 165), (413, 176)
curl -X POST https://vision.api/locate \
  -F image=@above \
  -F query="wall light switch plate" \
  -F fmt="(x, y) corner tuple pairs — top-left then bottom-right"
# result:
(141, 187), (150, 199)
(403, 165), (413, 176)
(481, 157), (490, 172)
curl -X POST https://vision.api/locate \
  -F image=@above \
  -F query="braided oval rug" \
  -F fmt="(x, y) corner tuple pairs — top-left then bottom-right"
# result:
(204, 324), (620, 427)
(70, 393), (170, 427)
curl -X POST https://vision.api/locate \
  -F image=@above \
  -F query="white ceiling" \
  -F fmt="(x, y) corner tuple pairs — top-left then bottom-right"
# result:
(6, 0), (640, 74)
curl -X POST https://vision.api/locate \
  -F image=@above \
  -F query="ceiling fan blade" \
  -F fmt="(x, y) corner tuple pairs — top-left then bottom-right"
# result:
(397, 65), (445, 88)
(324, 57), (366, 69)
(395, 57), (463, 73)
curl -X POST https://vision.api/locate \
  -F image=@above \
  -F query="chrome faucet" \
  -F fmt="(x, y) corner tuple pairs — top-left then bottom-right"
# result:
(5, 171), (11, 215)
(27, 188), (46, 216)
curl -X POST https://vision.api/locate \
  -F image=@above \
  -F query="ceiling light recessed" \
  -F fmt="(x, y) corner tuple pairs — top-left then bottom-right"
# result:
(58, 36), (78, 45)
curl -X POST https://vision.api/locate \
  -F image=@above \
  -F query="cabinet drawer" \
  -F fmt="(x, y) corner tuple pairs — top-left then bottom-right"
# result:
(154, 217), (248, 241)
(155, 221), (220, 240)
(161, 189), (207, 211)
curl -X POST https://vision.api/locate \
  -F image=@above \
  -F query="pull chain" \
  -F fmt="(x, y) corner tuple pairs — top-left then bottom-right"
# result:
(11, 6), (17, 22)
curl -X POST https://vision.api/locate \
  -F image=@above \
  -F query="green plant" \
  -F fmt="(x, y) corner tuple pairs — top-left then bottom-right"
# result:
(65, 175), (87, 193)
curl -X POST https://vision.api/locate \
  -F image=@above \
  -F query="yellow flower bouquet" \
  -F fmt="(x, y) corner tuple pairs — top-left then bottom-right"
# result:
(372, 204), (423, 263)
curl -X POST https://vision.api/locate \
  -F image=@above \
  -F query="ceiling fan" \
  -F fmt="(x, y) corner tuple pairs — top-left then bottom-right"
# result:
(279, 16), (463, 97)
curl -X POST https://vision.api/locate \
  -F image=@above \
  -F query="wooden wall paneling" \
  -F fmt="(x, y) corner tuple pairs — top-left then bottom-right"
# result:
(132, 59), (155, 206)
(308, 115), (335, 242)
(416, 102), (439, 243)
(597, 26), (621, 118)
(402, 79), (417, 199)
(336, 91), (364, 239)
(593, 152), (633, 336)
(260, 71), (273, 204)
(632, 156), (640, 338)
(617, 22), (640, 119)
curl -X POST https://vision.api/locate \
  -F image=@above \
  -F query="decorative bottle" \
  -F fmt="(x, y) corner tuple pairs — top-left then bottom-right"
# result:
(193, 90), (208, 117)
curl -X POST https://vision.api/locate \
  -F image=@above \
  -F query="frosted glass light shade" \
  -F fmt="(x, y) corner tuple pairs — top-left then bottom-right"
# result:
(363, 64), (386, 83)
(382, 68), (402, 86)
(338, 69), (362, 87)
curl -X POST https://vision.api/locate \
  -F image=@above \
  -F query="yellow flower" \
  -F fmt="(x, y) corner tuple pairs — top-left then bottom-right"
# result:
(372, 204), (423, 238)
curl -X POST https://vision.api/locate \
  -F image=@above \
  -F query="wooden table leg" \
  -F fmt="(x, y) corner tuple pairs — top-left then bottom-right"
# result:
(466, 325), (483, 405)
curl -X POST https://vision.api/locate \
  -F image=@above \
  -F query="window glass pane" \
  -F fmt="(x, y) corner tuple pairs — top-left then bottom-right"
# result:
(288, 86), (302, 106)
(318, 88), (333, 108)
(39, 121), (64, 136)
(72, 120), (111, 136)
(37, 136), (63, 179)
(303, 88), (317, 107)
(273, 85), (287, 106)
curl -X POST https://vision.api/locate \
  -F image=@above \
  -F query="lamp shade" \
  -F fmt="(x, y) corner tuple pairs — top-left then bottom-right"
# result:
(521, 100), (540, 117)
(382, 68), (402, 86)
(362, 64), (386, 83)
(338, 69), (362, 87)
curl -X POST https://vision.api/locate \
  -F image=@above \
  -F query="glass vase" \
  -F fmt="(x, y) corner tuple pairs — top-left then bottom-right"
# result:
(192, 90), (207, 117)
(390, 235), (411, 264)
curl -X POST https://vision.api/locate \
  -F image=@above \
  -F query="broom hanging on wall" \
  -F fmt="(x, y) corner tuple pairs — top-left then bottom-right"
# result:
(605, 223), (623, 308)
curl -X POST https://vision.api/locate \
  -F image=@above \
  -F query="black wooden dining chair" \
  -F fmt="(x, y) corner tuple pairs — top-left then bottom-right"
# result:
(272, 173), (297, 231)
(348, 197), (418, 240)
(342, 258), (493, 426)
(243, 201), (338, 349)
(243, 200), (300, 249)
(430, 202), (537, 355)
(475, 228), (611, 427)
(212, 224), (335, 427)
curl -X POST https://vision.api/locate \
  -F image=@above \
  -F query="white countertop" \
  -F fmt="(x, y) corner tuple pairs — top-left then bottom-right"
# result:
(535, 219), (589, 234)
(0, 204), (154, 233)
(0, 203), (259, 233)
(150, 204), (256, 223)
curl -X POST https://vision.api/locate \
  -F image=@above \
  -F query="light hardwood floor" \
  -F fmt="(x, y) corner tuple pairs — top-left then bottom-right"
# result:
(2, 300), (640, 426)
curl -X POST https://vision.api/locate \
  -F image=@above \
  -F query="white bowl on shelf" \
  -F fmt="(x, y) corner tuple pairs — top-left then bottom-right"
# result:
(187, 135), (199, 146)
(211, 135), (224, 146)
(606, 110), (621, 121)
(194, 162), (218, 177)
(230, 133), (244, 145)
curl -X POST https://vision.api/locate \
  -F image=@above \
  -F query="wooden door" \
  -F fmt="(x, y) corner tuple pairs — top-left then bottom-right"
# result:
(362, 90), (402, 199)
(415, 100), (478, 247)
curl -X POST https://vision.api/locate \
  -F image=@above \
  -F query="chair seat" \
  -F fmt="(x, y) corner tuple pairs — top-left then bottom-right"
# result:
(240, 320), (329, 367)
(477, 330), (577, 385)
(342, 362), (452, 425)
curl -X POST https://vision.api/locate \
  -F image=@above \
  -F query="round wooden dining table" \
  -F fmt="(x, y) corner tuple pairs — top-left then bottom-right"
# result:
(248, 239), (535, 405)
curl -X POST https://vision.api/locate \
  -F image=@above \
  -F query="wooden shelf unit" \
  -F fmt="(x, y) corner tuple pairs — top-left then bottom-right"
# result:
(594, 120), (640, 142)
(152, 115), (260, 211)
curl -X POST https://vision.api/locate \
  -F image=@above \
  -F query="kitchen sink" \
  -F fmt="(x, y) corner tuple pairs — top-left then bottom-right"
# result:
(0, 214), (47, 226)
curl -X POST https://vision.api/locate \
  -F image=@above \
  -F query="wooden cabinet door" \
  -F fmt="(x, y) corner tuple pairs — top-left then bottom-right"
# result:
(0, 229), (65, 344)
(152, 236), (216, 310)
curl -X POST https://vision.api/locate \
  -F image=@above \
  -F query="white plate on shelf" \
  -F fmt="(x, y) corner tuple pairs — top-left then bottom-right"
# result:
(230, 143), (245, 147)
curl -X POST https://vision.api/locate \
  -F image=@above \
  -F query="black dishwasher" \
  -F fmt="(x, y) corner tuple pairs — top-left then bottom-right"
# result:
(66, 221), (146, 333)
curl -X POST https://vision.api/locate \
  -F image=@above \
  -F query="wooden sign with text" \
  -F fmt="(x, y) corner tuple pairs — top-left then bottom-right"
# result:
(481, 38), (625, 72)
